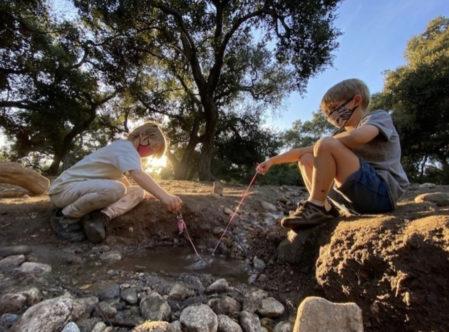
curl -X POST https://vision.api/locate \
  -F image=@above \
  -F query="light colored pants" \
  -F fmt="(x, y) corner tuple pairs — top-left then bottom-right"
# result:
(50, 179), (145, 219)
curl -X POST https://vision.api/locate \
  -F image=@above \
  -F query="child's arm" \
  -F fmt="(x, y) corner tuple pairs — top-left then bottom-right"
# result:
(129, 169), (182, 213)
(333, 124), (379, 149)
(257, 146), (313, 174)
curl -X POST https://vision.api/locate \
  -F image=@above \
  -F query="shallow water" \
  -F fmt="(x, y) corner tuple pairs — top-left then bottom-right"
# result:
(113, 246), (250, 281)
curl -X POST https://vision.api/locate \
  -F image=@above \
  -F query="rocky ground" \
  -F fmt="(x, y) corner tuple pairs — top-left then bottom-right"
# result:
(0, 179), (448, 331)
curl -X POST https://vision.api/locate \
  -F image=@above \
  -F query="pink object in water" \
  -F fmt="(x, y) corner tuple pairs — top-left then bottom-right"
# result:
(177, 213), (185, 234)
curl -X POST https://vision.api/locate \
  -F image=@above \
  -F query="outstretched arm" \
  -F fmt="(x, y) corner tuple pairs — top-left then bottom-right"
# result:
(257, 146), (313, 174)
(129, 169), (182, 213)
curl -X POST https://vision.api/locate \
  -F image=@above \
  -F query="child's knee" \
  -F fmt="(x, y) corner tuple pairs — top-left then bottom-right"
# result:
(313, 136), (338, 154)
(298, 153), (314, 168)
(102, 182), (127, 202)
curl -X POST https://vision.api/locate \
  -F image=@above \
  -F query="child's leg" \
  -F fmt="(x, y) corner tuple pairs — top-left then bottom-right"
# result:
(101, 186), (145, 220)
(310, 137), (360, 203)
(297, 152), (314, 193)
(50, 180), (126, 219)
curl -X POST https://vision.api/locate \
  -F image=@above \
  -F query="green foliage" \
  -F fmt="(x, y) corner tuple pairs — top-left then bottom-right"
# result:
(0, 0), (119, 174)
(283, 111), (333, 148)
(374, 16), (449, 183)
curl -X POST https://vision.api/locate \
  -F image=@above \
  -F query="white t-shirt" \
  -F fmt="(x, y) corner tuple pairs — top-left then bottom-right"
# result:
(49, 140), (142, 194)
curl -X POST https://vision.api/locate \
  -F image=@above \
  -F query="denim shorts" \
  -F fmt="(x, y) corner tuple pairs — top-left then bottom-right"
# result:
(328, 158), (393, 214)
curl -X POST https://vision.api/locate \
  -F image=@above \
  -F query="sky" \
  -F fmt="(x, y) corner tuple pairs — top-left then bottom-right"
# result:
(267, 0), (449, 129)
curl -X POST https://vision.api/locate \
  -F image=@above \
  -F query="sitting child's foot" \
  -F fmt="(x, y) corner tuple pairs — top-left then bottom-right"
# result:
(281, 200), (338, 231)
(50, 209), (85, 242)
(82, 211), (110, 243)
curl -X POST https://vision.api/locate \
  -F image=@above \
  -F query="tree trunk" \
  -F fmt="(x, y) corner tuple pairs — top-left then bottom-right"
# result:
(198, 102), (218, 181)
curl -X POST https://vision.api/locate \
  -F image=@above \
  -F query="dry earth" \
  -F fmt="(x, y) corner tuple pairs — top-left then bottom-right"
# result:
(0, 180), (449, 331)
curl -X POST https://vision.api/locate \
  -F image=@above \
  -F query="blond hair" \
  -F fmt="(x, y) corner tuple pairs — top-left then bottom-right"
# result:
(320, 79), (370, 114)
(127, 121), (167, 158)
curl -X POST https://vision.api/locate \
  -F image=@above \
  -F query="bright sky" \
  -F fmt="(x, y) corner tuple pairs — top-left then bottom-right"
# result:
(267, 0), (449, 129)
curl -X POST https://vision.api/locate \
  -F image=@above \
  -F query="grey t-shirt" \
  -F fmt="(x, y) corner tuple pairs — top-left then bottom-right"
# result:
(49, 140), (142, 194)
(351, 110), (409, 205)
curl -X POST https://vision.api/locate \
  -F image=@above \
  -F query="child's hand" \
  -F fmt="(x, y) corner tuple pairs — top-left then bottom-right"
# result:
(162, 194), (183, 213)
(256, 160), (273, 175)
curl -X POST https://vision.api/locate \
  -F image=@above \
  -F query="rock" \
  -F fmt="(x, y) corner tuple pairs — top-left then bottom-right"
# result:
(180, 304), (218, 332)
(217, 314), (242, 332)
(257, 297), (285, 318)
(91, 321), (107, 332)
(260, 201), (277, 212)
(12, 294), (86, 332)
(168, 283), (196, 301)
(206, 279), (229, 294)
(242, 289), (268, 313)
(208, 296), (241, 319)
(213, 181), (224, 196)
(293, 296), (363, 332)
(0, 162), (50, 195)
(61, 321), (81, 332)
(99, 250), (122, 262)
(94, 282), (120, 300)
(16, 262), (51, 274)
(273, 321), (292, 332)
(132, 321), (175, 332)
(0, 287), (42, 314)
(121, 287), (139, 304)
(0, 245), (31, 259)
(223, 207), (234, 216)
(419, 183), (435, 189)
(239, 311), (262, 332)
(95, 301), (117, 319)
(415, 192), (449, 206)
(0, 313), (19, 329)
(253, 256), (265, 272)
(0, 254), (26, 270)
(140, 291), (171, 321)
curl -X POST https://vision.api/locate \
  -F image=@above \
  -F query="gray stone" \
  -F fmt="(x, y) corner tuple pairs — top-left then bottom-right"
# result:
(253, 256), (266, 272)
(61, 321), (81, 332)
(0, 254), (26, 270)
(0, 245), (31, 259)
(257, 297), (285, 318)
(273, 321), (292, 332)
(0, 287), (41, 314)
(121, 287), (139, 304)
(16, 262), (51, 274)
(208, 296), (241, 319)
(217, 314), (242, 332)
(100, 250), (122, 262)
(180, 304), (218, 332)
(242, 289), (268, 313)
(293, 296), (363, 332)
(169, 283), (196, 301)
(206, 279), (229, 294)
(0, 313), (19, 329)
(91, 321), (107, 332)
(260, 201), (277, 212)
(95, 301), (117, 319)
(140, 291), (171, 321)
(239, 311), (262, 332)
(95, 282), (120, 300)
(12, 295), (86, 332)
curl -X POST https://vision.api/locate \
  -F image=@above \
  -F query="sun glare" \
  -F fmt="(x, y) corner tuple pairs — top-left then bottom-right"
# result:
(143, 155), (168, 174)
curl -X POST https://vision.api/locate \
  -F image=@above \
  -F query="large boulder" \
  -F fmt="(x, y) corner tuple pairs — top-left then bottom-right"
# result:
(0, 162), (49, 195)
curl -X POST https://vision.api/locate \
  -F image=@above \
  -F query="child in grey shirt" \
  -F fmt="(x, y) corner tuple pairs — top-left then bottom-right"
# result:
(257, 79), (409, 230)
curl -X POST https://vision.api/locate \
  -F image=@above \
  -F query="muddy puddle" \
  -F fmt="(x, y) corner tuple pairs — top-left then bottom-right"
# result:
(109, 247), (250, 281)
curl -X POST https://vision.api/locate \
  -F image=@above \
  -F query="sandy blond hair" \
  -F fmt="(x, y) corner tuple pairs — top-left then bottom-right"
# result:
(320, 79), (370, 114)
(127, 121), (167, 158)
